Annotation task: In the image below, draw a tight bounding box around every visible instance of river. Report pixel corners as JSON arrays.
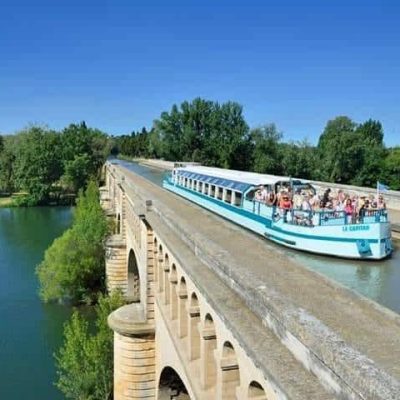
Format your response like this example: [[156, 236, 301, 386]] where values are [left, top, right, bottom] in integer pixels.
[[116, 159, 400, 315], [0, 207, 72, 400]]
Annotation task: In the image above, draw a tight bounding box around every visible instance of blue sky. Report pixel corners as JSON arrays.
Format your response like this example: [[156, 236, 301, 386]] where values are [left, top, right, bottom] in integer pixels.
[[1, 0, 399, 145]]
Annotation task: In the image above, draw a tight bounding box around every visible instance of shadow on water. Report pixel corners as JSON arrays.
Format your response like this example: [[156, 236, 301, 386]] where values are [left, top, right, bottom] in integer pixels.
[[113, 159, 400, 315]]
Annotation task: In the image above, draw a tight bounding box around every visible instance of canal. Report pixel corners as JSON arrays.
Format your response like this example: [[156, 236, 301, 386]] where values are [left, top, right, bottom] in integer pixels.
[[116, 159, 400, 315], [0, 207, 72, 400]]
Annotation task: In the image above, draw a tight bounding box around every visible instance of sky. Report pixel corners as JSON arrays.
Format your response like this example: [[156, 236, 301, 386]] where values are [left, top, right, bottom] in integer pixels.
[[1, 0, 399, 146]]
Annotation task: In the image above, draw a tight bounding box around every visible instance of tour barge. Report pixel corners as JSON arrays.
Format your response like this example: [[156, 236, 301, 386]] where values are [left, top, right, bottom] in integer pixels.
[[162, 166, 393, 259]]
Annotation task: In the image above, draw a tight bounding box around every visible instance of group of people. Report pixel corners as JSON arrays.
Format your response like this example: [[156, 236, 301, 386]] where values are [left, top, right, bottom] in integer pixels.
[[254, 185, 387, 225]]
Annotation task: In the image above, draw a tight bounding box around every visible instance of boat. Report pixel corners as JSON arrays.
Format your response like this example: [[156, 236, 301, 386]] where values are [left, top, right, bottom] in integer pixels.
[[162, 165, 393, 260]]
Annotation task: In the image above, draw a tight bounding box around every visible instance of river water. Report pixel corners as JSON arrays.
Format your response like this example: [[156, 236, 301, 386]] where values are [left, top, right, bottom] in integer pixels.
[[0, 207, 72, 400], [116, 159, 400, 315]]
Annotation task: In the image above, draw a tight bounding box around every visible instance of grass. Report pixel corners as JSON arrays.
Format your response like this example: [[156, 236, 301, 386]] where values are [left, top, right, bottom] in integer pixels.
[[0, 196, 14, 207]]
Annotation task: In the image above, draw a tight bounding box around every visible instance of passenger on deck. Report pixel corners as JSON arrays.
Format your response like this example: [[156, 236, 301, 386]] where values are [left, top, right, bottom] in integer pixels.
[[377, 195, 386, 210], [260, 186, 268, 201], [255, 187, 263, 202], [279, 192, 292, 222], [301, 194, 312, 211], [344, 198, 355, 223], [321, 188, 331, 208], [293, 188, 302, 209]]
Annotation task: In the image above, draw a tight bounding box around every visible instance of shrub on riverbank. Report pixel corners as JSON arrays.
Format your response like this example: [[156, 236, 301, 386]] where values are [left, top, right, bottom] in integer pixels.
[[55, 291, 124, 400], [37, 181, 110, 304]]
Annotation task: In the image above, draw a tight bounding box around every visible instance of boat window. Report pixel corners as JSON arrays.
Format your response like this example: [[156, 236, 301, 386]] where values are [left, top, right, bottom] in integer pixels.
[[193, 180, 198, 191], [225, 189, 232, 203], [234, 192, 242, 206], [217, 187, 223, 200], [246, 189, 255, 201], [184, 177, 188, 187], [199, 181, 203, 193], [210, 185, 216, 197], [204, 183, 209, 195]]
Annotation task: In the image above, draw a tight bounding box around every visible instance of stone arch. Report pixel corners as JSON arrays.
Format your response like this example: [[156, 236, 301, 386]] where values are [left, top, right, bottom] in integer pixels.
[[178, 277, 188, 338], [200, 313, 217, 389], [169, 264, 178, 319], [188, 293, 200, 360], [153, 238, 158, 283], [127, 249, 140, 302], [248, 381, 267, 399], [218, 341, 240, 400], [158, 366, 190, 399], [158, 244, 164, 292], [163, 253, 170, 304], [116, 213, 121, 235]]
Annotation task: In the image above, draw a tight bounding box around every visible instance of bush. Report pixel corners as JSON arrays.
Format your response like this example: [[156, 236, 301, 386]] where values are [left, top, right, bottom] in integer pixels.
[[37, 182, 110, 304], [55, 292, 125, 400]]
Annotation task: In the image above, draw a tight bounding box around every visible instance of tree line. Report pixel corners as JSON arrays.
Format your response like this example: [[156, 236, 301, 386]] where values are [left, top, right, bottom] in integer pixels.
[[0, 122, 111, 205], [112, 98, 400, 190]]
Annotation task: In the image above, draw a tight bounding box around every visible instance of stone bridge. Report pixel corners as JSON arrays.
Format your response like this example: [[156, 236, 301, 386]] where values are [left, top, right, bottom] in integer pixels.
[[100, 161, 400, 400]]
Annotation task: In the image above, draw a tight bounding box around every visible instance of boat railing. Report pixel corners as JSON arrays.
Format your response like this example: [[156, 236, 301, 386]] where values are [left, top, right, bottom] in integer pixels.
[[250, 199, 389, 227]]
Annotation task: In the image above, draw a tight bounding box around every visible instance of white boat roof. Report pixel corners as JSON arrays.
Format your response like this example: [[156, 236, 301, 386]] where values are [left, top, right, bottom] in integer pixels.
[[176, 165, 298, 186]]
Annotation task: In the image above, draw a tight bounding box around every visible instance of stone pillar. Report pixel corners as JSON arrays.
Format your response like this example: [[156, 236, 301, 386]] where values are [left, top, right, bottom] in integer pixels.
[[109, 304, 156, 400], [105, 235, 127, 296]]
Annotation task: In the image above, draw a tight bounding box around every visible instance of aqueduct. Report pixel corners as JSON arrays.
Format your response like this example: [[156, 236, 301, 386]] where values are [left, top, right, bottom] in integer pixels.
[[101, 161, 400, 400]]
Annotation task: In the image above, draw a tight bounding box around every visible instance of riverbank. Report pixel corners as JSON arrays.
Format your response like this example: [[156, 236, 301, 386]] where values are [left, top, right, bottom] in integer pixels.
[[0, 196, 13, 207]]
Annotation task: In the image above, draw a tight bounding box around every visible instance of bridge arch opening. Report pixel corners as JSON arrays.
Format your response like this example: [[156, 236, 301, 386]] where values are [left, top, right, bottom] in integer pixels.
[[170, 264, 178, 319], [127, 249, 140, 302], [153, 238, 158, 282], [201, 313, 217, 389], [158, 244, 164, 292], [178, 277, 188, 338], [219, 341, 240, 399], [158, 366, 190, 399], [116, 213, 121, 235], [188, 293, 200, 360], [163, 253, 170, 304], [248, 381, 267, 398]]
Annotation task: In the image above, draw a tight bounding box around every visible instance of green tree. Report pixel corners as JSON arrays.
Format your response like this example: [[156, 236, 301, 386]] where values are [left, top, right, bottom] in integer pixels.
[[249, 124, 282, 174], [37, 182, 109, 303], [0, 136, 16, 193], [351, 120, 385, 186], [13, 126, 63, 204], [280, 139, 317, 179], [383, 147, 400, 190], [55, 292, 124, 400], [317, 116, 359, 183], [61, 122, 111, 192], [152, 98, 250, 168]]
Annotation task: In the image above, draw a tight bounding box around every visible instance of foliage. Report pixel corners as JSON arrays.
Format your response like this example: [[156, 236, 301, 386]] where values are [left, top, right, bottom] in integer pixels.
[[0, 122, 110, 205], [113, 98, 251, 170], [249, 124, 282, 174], [37, 182, 110, 304], [383, 147, 400, 190], [61, 122, 111, 192], [55, 291, 124, 400], [12, 126, 63, 204]]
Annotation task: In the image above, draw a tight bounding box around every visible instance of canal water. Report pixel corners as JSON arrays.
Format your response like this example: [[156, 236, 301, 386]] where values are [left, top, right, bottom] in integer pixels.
[[116, 159, 400, 315], [0, 207, 72, 400]]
